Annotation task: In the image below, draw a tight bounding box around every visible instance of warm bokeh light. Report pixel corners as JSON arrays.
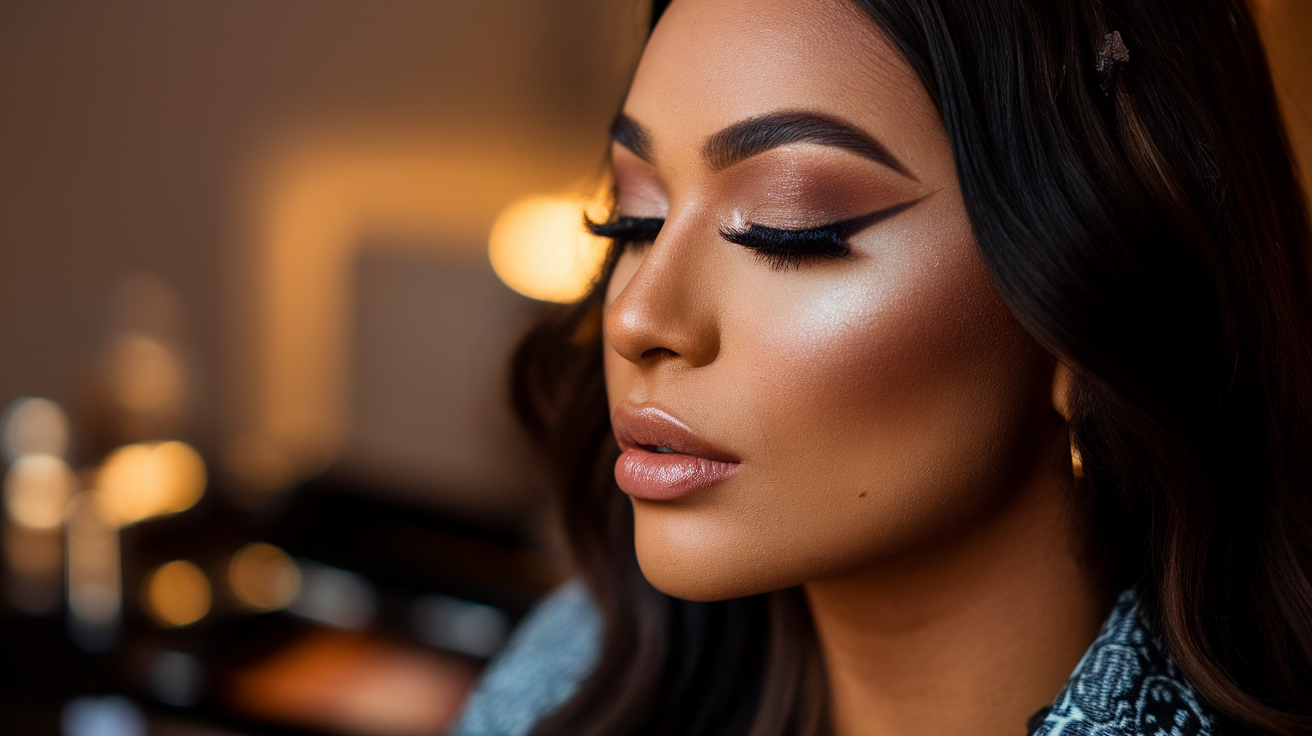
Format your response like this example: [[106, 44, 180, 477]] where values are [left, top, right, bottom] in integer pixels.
[[488, 195, 611, 303], [229, 629, 479, 736], [96, 441, 207, 527], [107, 331, 185, 416], [1, 397, 70, 462], [4, 454, 77, 530], [144, 559, 212, 627], [229, 542, 302, 612]]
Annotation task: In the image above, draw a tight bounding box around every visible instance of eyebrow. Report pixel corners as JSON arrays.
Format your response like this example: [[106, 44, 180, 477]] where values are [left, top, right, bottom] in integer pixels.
[[611, 114, 652, 162], [610, 111, 913, 179], [706, 111, 911, 176]]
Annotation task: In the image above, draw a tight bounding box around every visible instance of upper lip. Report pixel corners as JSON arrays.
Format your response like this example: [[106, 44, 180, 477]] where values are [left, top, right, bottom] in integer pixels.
[[611, 401, 740, 464]]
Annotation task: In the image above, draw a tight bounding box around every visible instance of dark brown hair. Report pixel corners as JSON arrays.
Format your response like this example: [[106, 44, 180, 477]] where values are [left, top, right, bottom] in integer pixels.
[[511, 0, 1312, 733]]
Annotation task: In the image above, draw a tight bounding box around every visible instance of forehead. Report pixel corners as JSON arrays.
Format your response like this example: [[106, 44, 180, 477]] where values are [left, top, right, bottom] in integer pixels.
[[626, 0, 933, 165]]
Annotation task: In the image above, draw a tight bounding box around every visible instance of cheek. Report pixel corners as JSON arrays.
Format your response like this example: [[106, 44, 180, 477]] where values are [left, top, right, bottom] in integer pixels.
[[755, 253, 1039, 513], [752, 230, 1026, 474]]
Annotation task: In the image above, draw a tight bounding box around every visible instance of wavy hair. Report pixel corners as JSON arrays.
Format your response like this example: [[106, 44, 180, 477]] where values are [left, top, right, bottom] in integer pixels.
[[511, 0, 1312, 733]]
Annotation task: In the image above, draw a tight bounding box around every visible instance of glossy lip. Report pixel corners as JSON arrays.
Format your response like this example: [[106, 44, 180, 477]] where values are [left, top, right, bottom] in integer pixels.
[[612, 401, 741, 501]]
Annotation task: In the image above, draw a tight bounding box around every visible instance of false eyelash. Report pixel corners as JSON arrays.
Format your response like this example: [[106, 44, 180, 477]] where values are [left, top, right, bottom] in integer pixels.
[[720, 200, 920, 271], [589, 200, 920, 271], [587, 216, 665, 245], [720, 223, 847, 271]]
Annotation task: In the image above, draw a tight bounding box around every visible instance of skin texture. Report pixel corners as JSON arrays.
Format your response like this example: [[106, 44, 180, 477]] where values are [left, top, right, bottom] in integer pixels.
[[601, 0, 1111, 733]]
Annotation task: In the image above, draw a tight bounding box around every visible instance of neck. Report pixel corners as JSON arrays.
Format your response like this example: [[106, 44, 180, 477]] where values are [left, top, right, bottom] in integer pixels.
[[804, 448, 1110, 736]]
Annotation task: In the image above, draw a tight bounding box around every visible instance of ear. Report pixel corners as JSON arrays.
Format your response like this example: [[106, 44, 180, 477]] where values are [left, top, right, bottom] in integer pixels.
[[1051, 361, 1074, 421]]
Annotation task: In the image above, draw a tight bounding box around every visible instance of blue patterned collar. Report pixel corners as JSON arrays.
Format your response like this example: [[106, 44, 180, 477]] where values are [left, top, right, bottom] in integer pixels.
[[1030, 589, 1218, 736]]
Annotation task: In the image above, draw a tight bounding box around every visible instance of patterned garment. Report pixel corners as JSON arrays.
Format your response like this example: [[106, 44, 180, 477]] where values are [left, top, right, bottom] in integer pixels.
[[1030, 589, 1218, 736], [455, 585, 1219, 736], [454, 581, 603, 736]]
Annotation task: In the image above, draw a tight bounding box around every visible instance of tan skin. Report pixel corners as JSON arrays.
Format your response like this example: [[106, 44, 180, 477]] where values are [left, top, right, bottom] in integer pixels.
[[601, 0, 1111, 734]]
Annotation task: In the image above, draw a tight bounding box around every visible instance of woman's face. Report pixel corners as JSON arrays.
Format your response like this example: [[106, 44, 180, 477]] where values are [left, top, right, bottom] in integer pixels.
[[604, 0, 1060, 601]]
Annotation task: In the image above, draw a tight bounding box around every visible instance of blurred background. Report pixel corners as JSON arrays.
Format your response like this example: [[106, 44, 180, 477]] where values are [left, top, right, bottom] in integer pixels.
[[0, 1, 1308, 735]]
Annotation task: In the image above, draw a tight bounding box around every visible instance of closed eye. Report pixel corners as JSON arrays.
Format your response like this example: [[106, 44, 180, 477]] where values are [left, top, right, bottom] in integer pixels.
[[721, 198, 921, 271], [587, 216, 664, 246], [586, 198, 920, 271]]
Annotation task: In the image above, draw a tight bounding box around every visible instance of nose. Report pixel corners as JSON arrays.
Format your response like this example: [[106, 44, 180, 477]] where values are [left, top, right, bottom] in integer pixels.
[[604, 221, 721, 369]]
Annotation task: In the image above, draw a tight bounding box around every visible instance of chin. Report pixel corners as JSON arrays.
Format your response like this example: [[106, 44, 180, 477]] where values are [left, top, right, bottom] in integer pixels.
[[629, 499, 842, 602], [635, 550, 783, 603]]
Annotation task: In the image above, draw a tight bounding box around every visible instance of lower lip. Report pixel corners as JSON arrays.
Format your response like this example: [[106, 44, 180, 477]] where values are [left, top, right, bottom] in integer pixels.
[[615, 447, 740, 501]]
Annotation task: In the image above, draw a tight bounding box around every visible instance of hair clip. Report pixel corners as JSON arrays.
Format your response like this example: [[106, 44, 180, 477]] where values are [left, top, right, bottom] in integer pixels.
[[1096, 30, 1130, 95]]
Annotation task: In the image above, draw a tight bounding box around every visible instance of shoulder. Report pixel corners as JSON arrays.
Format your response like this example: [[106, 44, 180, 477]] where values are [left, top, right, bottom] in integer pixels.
[[452, 580, 603, 736], [1033, 589, 1219, 736]]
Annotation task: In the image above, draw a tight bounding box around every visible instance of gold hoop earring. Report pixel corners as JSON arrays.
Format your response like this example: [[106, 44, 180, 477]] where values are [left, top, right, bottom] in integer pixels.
[[1071, 435, 1084, 479]]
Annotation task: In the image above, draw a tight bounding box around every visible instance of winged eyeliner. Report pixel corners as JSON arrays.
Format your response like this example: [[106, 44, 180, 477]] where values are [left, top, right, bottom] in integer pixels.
[[589, 199, 919, 270]]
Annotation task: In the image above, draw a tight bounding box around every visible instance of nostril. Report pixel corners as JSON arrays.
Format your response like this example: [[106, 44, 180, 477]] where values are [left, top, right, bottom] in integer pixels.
[[640, 347, 678, 361]]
